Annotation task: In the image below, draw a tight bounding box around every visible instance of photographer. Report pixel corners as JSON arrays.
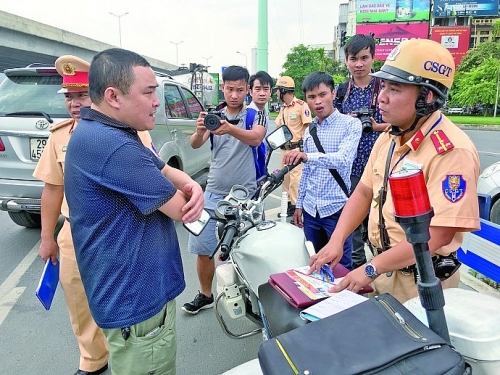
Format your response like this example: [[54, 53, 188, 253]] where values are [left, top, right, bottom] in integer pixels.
[[184, 65, 268, 315], [335, 34, 388, 269]]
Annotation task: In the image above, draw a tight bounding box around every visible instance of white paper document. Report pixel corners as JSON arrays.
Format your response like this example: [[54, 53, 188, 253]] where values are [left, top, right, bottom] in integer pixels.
[[299, 290, 368, 321]]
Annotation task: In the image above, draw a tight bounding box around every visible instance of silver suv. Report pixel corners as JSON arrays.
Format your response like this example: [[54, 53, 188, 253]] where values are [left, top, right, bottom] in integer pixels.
[[0, 64, 210, 228]]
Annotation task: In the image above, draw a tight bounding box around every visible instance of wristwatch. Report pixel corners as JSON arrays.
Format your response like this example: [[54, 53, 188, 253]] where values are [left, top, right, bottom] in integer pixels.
[[364, 262, 378, 279]]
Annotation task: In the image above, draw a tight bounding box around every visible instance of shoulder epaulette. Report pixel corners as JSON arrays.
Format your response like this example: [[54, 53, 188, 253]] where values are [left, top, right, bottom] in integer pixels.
[[430, 129, 454, 155], [296, 99, 305, 105], [49, 119, 74, 133]]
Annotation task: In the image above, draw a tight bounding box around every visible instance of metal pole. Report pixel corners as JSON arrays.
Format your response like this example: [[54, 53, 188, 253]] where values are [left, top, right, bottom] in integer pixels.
[[494, 67, 499, 118], [202, 56, 212, 67], [395, 212, 451, 344], [170, 41, 184, 66], [236, 51, 247, 68], [257, 0, 268, 72], [109, 12, 129, 47]]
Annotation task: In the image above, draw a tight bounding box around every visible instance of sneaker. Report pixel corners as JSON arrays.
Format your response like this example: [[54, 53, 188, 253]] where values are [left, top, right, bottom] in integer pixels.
[[182, 292, 214, 314]]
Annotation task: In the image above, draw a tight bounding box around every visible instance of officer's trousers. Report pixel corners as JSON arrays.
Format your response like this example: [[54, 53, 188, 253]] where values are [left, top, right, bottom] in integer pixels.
[[280, 149, 303, 205], [58, 220, 109, 372]]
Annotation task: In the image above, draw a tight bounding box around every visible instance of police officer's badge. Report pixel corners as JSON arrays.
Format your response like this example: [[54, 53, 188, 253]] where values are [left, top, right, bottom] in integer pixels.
[[442, 175, 466, 203], [62, 63, 76, 76]]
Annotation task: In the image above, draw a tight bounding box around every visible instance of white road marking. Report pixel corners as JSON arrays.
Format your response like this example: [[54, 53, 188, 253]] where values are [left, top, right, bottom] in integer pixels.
[[478, 151, 500, 157], [0, 240, 40, 326]]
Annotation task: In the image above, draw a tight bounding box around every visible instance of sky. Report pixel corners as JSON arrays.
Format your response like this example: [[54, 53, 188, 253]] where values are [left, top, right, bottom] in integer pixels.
[[0, 0, 344, 78]]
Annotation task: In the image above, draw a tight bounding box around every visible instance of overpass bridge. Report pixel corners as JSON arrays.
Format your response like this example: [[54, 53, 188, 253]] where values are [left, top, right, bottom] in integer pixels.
[[0, 10, 177, 74]]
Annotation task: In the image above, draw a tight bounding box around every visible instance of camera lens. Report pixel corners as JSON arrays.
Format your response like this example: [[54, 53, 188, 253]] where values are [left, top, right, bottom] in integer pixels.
[[360, 117, 373, 134], [204, 114, 222, 131], [361, 119, 373, 134]]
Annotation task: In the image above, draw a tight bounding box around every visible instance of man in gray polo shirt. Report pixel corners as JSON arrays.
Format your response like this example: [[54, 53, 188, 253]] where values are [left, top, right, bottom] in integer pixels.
[[183, 65, 268, 314]]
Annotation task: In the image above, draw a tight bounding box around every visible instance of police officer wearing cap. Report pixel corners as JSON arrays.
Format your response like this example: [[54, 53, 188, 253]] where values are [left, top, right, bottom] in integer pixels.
[[275, 76, 313, 218], [309, 39, 480, 303], [33, 55, 157, 375]]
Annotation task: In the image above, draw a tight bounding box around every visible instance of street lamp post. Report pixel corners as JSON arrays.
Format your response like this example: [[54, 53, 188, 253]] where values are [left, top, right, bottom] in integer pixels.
[[170, 41, 184, 66], [494, 67, 500, 118], [109, 12, 129, 47], [202, 56, 213, 67], [236, 51, 248, 68]]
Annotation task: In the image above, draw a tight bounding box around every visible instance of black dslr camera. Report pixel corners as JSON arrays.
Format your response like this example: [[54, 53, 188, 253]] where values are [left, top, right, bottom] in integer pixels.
[[352, 108, 375, 134], [203, 108, 225, 131]]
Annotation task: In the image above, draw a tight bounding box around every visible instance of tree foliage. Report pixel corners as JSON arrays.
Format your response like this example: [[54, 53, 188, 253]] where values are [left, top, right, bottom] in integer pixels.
[[280, 44, 348, 99], [456, 41, 500, 73], [451, 57, 500, 107], [493, 20, 500, 37], [279, 44, 388, 99], [449, 42, 500, 108]]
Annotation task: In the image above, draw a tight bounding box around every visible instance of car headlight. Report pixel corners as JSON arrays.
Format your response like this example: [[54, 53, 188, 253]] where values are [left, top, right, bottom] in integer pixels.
[[479, 162, 500, 179]]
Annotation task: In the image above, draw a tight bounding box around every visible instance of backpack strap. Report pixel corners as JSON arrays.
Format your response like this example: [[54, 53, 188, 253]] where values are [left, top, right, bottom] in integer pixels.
[[245, 108, 266, 179]]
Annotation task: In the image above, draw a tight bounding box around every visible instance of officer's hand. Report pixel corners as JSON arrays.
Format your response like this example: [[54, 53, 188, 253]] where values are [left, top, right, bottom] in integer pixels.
[[284, 150, 307, 165], [328, 267, 372, 294], [293, 208, 303, 228], [39, 239, 58, 265], [308, 241, 343, 275]]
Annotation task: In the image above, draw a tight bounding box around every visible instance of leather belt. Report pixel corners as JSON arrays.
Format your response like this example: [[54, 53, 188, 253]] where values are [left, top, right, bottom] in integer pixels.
[[280, 141, 300, 150]]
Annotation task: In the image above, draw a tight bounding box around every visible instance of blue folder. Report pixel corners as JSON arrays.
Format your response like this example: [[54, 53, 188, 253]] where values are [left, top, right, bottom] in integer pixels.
[[35, 259, 60, 310]]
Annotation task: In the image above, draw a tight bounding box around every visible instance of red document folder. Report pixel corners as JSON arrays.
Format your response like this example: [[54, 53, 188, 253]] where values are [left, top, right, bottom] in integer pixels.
[[268, 272, 325, 308], [268, 264, 373, 309]]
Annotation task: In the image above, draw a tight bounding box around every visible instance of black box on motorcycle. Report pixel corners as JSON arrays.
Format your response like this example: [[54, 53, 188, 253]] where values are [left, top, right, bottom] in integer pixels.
[[258, 293, 465, 375]]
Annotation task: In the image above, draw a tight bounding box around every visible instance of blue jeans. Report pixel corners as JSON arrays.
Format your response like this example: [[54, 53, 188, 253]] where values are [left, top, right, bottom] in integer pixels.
[[303, 209, 353, 270]]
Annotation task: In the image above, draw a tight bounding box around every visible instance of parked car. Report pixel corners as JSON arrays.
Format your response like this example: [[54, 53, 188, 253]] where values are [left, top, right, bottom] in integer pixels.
[[0, 64, 210, 228], [477, 161, 500, 224], [447, 107, 465, 115]]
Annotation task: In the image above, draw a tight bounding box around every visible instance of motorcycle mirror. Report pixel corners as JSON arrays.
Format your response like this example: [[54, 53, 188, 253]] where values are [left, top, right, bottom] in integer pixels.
[[265, 125, 293, 150], [183, 209, 211, 236]]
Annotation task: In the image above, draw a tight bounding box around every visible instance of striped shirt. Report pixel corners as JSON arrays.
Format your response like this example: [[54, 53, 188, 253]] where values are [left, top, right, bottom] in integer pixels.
[[296, 110, 362, 218]]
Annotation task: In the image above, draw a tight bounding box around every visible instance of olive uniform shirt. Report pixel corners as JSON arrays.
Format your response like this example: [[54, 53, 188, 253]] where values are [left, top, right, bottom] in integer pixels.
[[362, 111, 480, 252], [361, 111, 480, 302]]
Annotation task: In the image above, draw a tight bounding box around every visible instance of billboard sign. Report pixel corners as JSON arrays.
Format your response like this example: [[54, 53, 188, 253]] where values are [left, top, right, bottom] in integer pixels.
[[357, 0, 431, 23], [430, 26, 471, 68], [356, 23, 430, 60], [434, 0, 500, 18]]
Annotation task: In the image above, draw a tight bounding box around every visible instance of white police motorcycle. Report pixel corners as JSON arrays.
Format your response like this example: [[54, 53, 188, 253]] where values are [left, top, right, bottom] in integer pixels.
[[185, 125, 313, 340]]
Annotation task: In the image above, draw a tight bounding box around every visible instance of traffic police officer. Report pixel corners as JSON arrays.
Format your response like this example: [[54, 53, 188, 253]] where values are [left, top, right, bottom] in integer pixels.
[[309, 39, 480, 303], [275, 76, 312, 218]]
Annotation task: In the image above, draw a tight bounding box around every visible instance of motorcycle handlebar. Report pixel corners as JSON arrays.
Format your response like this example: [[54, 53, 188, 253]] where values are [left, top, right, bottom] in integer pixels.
[[219, 224, 238, 262], [270, 160, 303, 183]]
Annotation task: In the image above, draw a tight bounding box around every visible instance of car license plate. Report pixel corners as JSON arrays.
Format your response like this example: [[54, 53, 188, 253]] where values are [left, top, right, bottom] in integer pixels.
[[30, 138, 48, 161]]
